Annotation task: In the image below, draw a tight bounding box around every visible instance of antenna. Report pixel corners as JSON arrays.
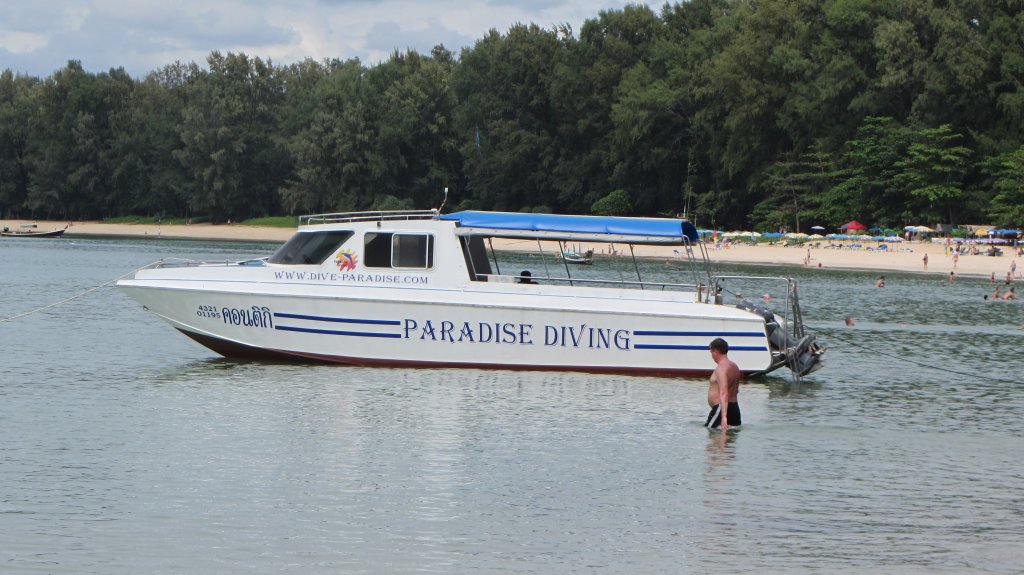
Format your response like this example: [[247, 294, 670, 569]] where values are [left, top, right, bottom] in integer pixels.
[[438, 187, 449, 214]]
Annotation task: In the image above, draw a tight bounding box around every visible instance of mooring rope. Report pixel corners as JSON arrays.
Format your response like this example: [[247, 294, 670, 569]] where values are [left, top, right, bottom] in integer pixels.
[[806, 324, 992, 381], [0, 260, 161, 323], [716, 283, 994, 381]]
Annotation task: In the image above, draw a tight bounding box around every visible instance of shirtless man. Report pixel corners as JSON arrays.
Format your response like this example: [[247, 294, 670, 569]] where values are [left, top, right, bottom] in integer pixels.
[[705, 337, 742, 431]]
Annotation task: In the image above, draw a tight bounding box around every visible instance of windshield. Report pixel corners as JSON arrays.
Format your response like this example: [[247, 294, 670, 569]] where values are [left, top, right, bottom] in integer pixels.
[[268, 231, 353, 265]]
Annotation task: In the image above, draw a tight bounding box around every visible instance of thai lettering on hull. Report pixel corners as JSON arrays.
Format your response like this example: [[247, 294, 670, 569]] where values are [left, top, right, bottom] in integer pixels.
[[221, 306, 274, 328]]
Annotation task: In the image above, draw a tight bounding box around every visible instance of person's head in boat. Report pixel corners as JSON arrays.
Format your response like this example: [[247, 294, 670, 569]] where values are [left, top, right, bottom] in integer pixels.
[[518, 270, 536, 284]]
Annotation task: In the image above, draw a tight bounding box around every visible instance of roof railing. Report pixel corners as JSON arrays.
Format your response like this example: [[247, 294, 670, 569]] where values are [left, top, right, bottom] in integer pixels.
[[299, 210, 439, 226]]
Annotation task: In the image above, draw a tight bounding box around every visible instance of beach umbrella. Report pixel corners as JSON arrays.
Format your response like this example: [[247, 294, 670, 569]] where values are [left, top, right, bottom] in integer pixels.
[[841, 220, 868, 232], [810, 225, 826, 231], [914, 225, 934, 233], [808, 234, 824, 239], [762, 232, 783, 238], [869, 227, 883, 233]]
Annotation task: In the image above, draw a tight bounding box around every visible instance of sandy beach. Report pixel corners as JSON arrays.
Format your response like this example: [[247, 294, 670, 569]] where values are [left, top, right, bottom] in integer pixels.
[[4, 219, 1021, 280]]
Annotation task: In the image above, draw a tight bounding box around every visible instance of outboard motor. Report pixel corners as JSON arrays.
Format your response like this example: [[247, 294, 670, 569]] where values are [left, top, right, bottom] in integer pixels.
[[736, 299, 825, 377]]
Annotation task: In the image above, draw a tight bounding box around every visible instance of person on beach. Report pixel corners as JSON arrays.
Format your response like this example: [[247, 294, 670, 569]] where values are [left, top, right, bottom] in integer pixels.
[[949, 271, 955, 283], [952, 252, 958, 268], [876, 276, 886, 288], [923, 253, 929, 268], [845, 315, 855, 326], [705, 338, 741, 431], [1003, 287, 1017, 300], [993, 286, 1002, 300]]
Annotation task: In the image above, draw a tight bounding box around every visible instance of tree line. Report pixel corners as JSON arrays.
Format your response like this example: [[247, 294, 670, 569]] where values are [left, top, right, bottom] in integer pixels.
[[2, 0, 1023, 231]]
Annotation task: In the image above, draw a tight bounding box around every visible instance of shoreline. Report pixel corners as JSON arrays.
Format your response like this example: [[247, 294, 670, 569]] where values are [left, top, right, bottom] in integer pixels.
[[4, 219, 1021, 280]]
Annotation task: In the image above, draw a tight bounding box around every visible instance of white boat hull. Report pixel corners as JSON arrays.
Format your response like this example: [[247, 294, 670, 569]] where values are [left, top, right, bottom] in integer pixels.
[[117, 210, 822, 378], [120, 280, 773, 377]]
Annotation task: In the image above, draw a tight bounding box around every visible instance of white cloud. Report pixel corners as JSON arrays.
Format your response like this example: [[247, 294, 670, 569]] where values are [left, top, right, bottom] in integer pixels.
[[1, 0, 637, 77], [0, 31, 49, 54]]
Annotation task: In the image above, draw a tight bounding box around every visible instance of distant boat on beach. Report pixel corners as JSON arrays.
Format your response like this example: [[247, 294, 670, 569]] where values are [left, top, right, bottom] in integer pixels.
[[1, 223, 68, 238]]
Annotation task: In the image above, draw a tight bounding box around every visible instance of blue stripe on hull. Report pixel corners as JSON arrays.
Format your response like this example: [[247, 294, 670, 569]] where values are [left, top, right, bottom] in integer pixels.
[[275, 325, 402, 338], [273, 312, 400, 325], [633, 330, 764, 337], [634, 344, 769, 351]]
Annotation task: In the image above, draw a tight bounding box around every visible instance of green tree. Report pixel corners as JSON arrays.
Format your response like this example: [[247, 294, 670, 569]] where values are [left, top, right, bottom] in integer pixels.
[[375, 48, 461, 210], [986, 145, 1024, 226], [29, 61, 133, 219], [281, 58, 368, 214], [120, 63, 201, 217], [174, 52, 289, 220], [821, 116, 911, 227], [0, 71, 39, 217], [591, 189, 633, 215], [452, 24, 561, 211], [753, 144, 836, 232], [893, 124, 971, 224]]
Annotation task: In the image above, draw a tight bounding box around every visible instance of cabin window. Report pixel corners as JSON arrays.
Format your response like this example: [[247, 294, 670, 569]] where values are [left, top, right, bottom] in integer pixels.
[[364, 232, 434, 269], [267, 231, 353, 265]]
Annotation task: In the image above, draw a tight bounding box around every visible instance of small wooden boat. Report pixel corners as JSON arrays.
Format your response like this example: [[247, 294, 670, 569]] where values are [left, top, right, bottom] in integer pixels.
[[561, 243, 594, 264], [1, 224, 68, 238]]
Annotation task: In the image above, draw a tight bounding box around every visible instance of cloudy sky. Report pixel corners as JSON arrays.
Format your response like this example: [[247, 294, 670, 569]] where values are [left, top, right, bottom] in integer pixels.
[[1, 0, 637, 78]]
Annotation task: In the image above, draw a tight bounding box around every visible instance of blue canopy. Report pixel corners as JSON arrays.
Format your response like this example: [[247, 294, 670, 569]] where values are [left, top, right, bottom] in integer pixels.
[[439, 211, 699, 244]]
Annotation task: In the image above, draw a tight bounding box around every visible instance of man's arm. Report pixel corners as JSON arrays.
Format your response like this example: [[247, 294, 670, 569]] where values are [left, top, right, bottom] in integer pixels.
[[716, 365, 730, 430]]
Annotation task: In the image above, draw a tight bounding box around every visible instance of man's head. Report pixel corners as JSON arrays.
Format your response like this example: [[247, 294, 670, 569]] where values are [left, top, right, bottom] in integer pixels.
[[709, 337, 729, 358]]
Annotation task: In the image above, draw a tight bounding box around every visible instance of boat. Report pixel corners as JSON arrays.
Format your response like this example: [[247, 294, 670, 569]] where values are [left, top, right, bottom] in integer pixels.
[[561, 243, 594, 265], [1, 223, 68, 238], [117, 209, 824, 378]]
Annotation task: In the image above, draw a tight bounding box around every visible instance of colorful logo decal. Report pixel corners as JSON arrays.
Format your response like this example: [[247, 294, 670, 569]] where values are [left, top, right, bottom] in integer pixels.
[[335, 249, 358, 271]]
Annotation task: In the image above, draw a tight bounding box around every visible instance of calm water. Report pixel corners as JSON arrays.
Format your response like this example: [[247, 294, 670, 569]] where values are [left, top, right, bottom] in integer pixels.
[[2, 236, 1022, 574]]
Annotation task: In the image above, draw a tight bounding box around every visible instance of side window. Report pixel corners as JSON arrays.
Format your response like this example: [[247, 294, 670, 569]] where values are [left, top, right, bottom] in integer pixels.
[[364, 233, 393, 267], [268, 231, 353, 265], [364, 232, 434, 269], [393, 234, 433, 268]]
